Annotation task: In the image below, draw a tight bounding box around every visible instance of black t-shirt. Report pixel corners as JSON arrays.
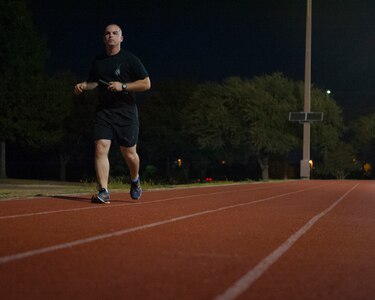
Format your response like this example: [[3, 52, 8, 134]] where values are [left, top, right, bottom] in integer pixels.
[[87, 49, 149, 124]]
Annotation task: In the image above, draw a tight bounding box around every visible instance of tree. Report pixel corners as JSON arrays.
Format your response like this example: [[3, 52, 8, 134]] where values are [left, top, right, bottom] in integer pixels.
[[58, 87, 97, 181], [183, 80, 245, 180], [235, 74, 300, 180], [139, 80, 197, 182], [309, 88, 344, 156], [0, 0, 48, 178], [348, 113, 375, 177], [41, 73, 91, 181], [20, 74, 73, 147], [314, 142, 358, 179], [303, 87, 346, 177], [184, 73, 300, 180], [349, 114, 375, 161]]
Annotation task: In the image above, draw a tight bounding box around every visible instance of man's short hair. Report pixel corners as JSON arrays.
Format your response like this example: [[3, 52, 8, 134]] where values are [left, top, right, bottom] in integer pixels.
[[104, 24, 122, 36]]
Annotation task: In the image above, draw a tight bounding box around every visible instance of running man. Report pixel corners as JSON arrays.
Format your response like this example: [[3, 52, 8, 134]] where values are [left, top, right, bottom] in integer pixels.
[[74, 24, 151, 203]]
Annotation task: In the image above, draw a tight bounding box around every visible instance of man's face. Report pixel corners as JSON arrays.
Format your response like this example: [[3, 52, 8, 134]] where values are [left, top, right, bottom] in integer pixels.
[[103, 25, 123, 47]]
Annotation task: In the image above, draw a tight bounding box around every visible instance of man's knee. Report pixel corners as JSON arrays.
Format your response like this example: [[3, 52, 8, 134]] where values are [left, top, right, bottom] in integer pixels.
[[121, 145, 138, 161], [95, 140, 111, 157]]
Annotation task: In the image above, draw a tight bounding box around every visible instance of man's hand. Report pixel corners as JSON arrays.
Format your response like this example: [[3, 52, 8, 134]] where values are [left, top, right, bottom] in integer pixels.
[[108, 81, 123, 92], [74, 81, 98, 95], [74, 82, 87, 95]]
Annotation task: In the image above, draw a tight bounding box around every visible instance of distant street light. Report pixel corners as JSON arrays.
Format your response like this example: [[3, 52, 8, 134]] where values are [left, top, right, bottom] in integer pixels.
[[177, 158, 182, 167]]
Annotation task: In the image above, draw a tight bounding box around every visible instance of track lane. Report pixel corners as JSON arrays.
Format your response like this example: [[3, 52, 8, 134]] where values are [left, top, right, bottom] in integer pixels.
[[0, 181, 330, 257], [0, 181, 320, 218], [238, 181, 375, 300], [0, 180, 362, 299], [215, 183, 359, 300]]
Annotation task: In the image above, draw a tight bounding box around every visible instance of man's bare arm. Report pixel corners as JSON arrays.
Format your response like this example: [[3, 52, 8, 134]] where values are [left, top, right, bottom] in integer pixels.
[[107, 77, 151, 93], [74, 81, 98, 95], [125, 77, 151, 92]]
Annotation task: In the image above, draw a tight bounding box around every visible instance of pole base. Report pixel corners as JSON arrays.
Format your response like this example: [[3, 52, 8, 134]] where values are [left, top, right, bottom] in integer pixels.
[[300, 159, 310, 179]]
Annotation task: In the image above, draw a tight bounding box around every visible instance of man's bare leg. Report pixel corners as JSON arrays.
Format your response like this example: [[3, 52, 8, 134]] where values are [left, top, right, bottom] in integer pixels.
[[120, 144, 140, 181], [121, 144, 142, 200], [95, 139, 111, 189]]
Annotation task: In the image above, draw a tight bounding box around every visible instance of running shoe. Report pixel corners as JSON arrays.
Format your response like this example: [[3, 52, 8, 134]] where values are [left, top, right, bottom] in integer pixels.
[[91, 188, 110, 204], [130, 177, 142, 200]]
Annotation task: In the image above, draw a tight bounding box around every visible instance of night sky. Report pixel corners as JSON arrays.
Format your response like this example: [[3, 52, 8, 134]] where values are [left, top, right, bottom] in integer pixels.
[[26, 0, 375, 117]]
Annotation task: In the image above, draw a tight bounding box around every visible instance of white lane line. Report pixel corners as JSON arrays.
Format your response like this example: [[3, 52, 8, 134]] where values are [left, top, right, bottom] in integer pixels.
[[0, 182, 328, 220], [0, 184, 328, 265], [214, 183, 359, 300]]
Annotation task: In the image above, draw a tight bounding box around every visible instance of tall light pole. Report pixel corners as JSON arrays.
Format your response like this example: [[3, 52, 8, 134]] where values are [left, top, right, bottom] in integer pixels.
[[300, 0, 312, 179]]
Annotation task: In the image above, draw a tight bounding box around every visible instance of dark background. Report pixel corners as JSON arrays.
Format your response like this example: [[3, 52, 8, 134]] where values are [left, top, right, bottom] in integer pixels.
[[25, 0, 375, 119]]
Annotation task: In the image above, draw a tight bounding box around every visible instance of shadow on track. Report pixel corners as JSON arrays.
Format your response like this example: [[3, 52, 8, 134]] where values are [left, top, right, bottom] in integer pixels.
[[52, 195, 91, 203], [52, 195, 136, 204]]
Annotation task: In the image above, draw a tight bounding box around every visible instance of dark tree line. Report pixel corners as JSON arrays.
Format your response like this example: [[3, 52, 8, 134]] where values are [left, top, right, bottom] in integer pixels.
[[138, 75, 347, 182]]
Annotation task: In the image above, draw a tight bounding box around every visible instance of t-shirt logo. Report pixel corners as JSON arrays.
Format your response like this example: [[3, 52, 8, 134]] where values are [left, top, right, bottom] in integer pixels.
[[115, 65, 121, 76]]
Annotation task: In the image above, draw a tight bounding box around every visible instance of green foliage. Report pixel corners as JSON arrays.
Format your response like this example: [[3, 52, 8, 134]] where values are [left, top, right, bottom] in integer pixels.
[[183, 73, 302, 179], [184, 82, 239, 152], [21, 73, 75, 148], [348, 113, 375, 163], [0, 0, 50, 178], [314, 142, 358, 179], [236, 73, 300, 155], [0, 0, 48, 142], [140, 80, 196, 158], [0, 1, 47, 78], [55, 81, 97, 181], [184, 73, 301, 158], [310, 88, 344, 154], [139, 80, 198, 181]]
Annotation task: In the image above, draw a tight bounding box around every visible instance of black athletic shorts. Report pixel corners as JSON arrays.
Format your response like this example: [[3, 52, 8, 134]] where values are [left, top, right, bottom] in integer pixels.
[[94, 108, 139, 147]]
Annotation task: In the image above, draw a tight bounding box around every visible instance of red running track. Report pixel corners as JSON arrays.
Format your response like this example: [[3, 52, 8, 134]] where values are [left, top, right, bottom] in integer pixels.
[[1, 180, 375, 299]]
